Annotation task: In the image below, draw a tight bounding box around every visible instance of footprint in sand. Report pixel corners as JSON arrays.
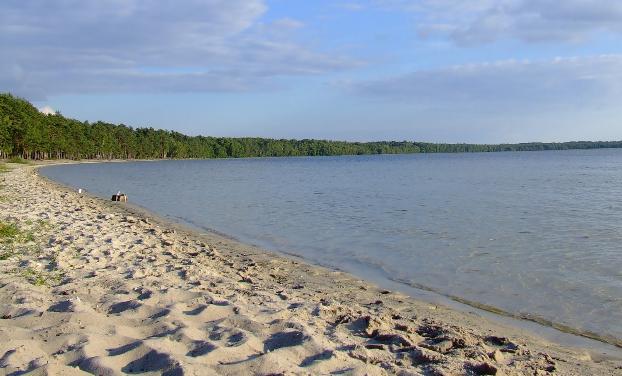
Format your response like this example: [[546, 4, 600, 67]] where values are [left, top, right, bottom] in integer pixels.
[[186, 341, 217, 357], [149, 308, 171, 320], [108, 300, 142, 314], [107, 341, 143, 356], [209, 328, 249, 347], [47, 298, 91, 313], [121, 350, 182, 375], [263, 330, 308, 352], [136, 289, 153, 301], [182, 304, 208, 316]]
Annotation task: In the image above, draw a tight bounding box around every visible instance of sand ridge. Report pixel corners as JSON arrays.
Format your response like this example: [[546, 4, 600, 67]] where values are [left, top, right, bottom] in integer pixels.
[[0, 163, 621, 375]]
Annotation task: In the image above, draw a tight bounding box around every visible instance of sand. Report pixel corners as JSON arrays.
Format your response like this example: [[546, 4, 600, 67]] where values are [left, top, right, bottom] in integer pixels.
[[0, 162, 621, 376]]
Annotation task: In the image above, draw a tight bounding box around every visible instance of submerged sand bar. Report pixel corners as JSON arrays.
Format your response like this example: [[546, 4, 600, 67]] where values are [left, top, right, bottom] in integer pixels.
[[0, 163, 621, 375]]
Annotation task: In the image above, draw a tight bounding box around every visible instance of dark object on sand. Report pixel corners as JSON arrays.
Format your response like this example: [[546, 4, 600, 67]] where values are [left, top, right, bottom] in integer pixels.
[[112, 192, 128, 202]]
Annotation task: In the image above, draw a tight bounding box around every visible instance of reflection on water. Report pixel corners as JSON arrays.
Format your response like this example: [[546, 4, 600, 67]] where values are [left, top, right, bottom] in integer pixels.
[[41, 149, 622, 346]]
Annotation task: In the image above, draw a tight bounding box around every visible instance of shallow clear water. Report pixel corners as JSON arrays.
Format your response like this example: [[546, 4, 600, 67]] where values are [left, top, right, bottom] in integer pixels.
[[41, 149, 622, 345]]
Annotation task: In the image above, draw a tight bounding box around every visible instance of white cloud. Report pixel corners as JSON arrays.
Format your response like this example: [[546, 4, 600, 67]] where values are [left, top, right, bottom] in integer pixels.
[[342, 54, 622, 142], [0, 0, 357, 99], [366, 0, 622, 44], [270, 18, 305, 30], [349, 55, 622, 109], [335, 2, 367, 11]]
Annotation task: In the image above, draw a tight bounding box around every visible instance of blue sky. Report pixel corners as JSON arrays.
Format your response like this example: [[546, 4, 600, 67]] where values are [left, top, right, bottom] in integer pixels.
[[1, 0, 622, 143]]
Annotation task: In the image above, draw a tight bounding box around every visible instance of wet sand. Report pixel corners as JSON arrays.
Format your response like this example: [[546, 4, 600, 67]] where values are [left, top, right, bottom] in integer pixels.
[[1, 162, 621, 375]]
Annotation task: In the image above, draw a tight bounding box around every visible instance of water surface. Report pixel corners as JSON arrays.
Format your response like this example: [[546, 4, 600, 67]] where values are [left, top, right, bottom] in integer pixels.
[[41, 150, 622, 346]]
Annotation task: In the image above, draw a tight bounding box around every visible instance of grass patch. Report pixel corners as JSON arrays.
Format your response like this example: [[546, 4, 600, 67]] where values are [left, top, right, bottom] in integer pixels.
[[20, 267, 63, 286], [7, 157, 29, 164], [21, 268, 48, 286], [0, 221, 40, 245], [0, 222, 20, 242], [0, 219, 60, 285], [0, 163, 9, 173], [37, 219, 51, 228], [24, 231, 35, 242], [0, 250, 15, 260], [0, 222, 23, 261]]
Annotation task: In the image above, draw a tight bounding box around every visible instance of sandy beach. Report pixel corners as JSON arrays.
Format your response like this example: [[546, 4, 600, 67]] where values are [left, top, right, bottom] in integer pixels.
[[0, 162, 621, 375]]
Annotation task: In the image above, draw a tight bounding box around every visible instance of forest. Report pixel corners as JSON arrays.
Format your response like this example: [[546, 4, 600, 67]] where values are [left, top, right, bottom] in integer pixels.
[[2, 93, 622, 160]]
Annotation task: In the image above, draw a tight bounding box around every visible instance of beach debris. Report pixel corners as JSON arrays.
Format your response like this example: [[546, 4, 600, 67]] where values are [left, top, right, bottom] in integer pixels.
[[111, 191, 128, 202]]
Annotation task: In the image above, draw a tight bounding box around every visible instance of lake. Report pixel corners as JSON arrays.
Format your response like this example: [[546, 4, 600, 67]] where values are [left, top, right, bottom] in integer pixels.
[[41, 149, 622, 346]]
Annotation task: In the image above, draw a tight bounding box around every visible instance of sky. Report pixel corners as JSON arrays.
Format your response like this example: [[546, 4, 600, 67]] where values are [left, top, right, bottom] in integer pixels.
[[1, 0, 622, 143]]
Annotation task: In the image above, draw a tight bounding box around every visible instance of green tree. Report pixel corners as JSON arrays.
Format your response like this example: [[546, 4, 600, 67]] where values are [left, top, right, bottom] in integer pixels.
[[2, 92, 622, 161]]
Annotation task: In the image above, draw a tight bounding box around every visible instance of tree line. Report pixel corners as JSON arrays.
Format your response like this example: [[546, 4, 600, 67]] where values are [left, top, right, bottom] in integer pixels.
[[2, 93, 622, 160]]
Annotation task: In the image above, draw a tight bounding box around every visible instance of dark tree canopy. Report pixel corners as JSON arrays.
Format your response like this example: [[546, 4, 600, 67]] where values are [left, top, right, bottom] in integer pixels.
[[1, 93, 621, 160]]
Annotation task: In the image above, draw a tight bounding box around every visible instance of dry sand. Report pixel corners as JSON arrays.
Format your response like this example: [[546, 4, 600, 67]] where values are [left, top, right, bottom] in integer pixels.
[[0, 163, 621, 375]]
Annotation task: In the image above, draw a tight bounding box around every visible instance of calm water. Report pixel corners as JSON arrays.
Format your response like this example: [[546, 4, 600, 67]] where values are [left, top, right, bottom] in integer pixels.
[[41, 150, 622, 345]]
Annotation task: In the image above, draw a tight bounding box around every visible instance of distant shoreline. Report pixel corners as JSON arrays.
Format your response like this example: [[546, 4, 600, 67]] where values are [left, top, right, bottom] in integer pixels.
[[7, 143, 622, 165], [3, 93, 622, 161]]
